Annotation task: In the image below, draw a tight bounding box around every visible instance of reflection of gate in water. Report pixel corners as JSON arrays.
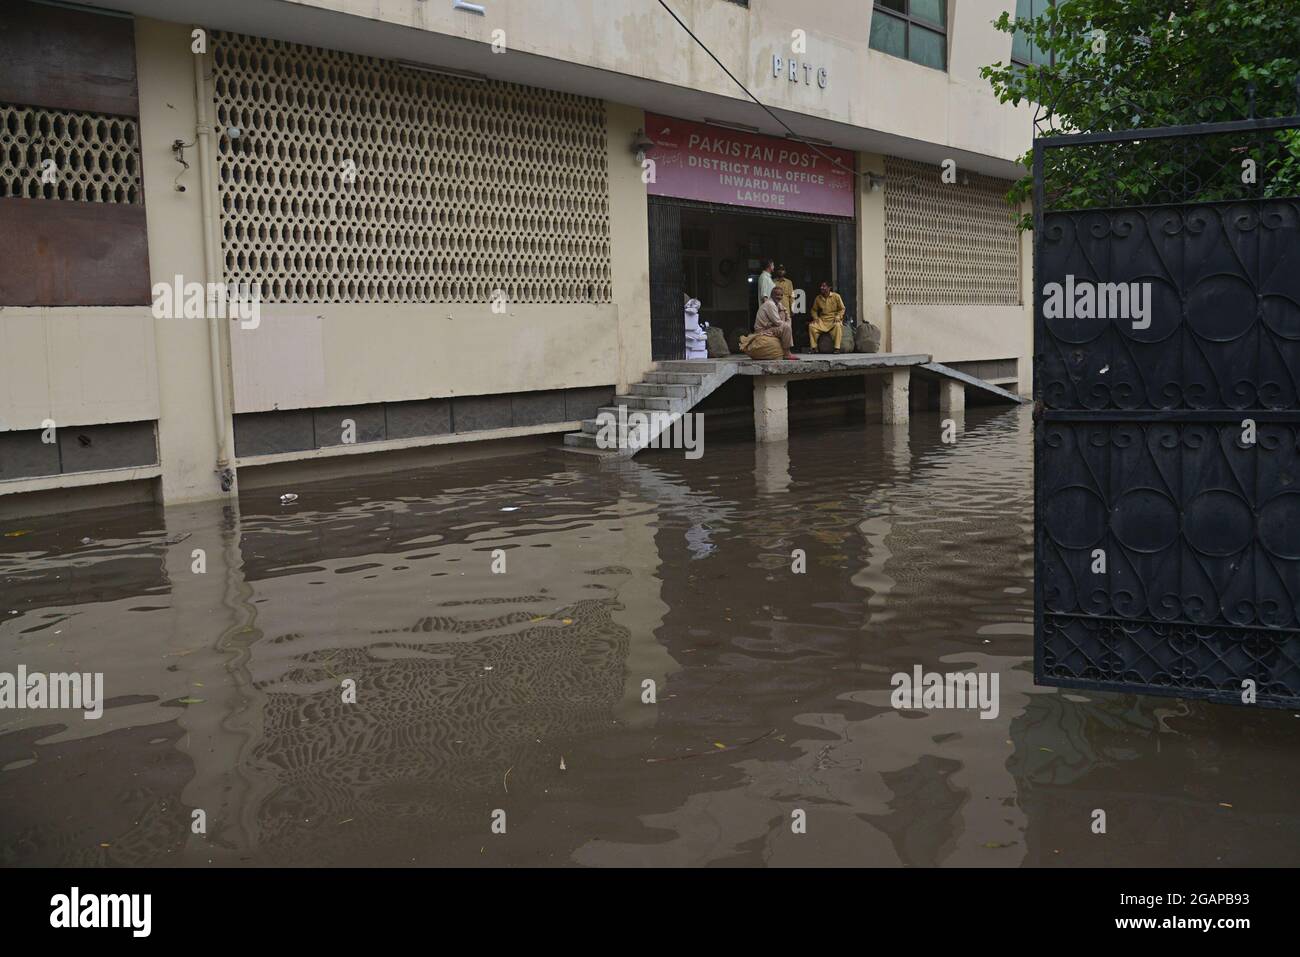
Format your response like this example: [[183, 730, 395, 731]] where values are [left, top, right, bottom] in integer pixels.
[[1033, 110, 1300, 708]]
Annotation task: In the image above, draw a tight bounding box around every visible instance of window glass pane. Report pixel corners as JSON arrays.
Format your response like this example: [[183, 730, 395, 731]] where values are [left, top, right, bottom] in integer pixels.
[[869, 11, 907, 57], [909, 25, 946, 69], [1012, 0, 1051, 65], [909, 0, 946, 28], [878, 0, 907, 13], [1011, 30, 1033, 63]]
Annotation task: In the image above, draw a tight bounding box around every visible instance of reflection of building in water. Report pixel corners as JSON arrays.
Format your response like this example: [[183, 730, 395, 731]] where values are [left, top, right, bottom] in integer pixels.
[[248, 596, 632, 864], [0, 465, 679, 865], [224, 476, 675, 864], [575, 409, 1041, 866]]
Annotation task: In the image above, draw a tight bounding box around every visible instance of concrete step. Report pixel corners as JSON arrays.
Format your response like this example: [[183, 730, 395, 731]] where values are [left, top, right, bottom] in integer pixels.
[[564, 432, 601, 449], [643, 371, 710, 385], [582, 417, 641, 435], [566, 426, 652, 453], [612, 395, 677, 412], [629, 382, 691, 399], [657, 360, 719, 373]]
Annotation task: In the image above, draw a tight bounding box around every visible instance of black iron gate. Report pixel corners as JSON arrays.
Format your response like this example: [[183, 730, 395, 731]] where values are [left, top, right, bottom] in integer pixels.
[[1034, 113, 1300, 708]]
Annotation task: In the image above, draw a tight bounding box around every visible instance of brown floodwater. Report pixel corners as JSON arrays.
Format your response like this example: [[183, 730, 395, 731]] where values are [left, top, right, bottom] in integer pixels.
[[2, 404, 1298, 867]]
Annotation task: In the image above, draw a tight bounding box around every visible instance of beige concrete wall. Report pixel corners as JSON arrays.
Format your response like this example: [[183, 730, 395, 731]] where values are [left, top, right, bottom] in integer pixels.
[[137, 18, 231, 505], [856, 152, 888, 347], [286, 0, 1031, 165], [607, 103, 653, 392], [0, 311, 159, 431], [229, 303, 623, 413], [891, 304, 1030, 375]]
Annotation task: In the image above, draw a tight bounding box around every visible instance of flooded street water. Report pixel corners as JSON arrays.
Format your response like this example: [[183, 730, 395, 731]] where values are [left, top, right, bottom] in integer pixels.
[[3, 404, 1298, 867]]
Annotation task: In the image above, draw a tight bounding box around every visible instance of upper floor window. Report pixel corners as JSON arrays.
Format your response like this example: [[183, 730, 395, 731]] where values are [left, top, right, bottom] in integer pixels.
[[1011, 0, 1056, 68], [869, 1, 947, 71]]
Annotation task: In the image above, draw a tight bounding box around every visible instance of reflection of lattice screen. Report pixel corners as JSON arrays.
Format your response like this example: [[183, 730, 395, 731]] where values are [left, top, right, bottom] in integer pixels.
[[0, 104, 142, 203], [884, 156, 1020, 305], [210, 32, 612, 304]]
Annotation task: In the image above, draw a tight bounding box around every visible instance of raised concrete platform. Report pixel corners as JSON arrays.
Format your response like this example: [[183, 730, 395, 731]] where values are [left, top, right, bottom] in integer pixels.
[[562, 352, 1023, 457], [728, 352, 930, 377]]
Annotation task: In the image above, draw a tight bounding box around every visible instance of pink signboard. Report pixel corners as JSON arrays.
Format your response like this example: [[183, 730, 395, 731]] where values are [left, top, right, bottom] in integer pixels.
[[644, 113, 856, 218]]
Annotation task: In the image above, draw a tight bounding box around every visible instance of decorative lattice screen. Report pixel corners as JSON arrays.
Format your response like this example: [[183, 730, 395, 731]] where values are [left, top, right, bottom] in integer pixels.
[[0, 103, 142, 203], [210, 32, 613, 304], [884, 156, 1020, 305]]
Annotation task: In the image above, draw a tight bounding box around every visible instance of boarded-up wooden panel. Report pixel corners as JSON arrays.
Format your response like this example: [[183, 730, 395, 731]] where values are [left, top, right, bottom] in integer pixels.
[[0, 198, 151, 305], [0, 2, 139, 117]]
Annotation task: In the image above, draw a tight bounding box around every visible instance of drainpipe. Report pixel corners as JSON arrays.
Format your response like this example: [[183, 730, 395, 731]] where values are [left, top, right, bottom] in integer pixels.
[[193, 43, 236, 492]]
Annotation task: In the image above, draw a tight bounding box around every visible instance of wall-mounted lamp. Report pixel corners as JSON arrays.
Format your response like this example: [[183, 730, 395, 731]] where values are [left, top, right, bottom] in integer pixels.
[[631, 128, 655, 164], [867, 173, 886, 193], [452, 0, 487, 15]]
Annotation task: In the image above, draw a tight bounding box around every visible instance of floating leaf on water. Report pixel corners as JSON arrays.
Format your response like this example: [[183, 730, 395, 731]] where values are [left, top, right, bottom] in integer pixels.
[[177, 697, 205, 705]]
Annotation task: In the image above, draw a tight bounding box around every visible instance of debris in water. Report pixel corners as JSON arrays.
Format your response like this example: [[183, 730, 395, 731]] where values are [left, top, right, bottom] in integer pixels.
[[559, 756, 566, 771], [280, 493, 299, 504]]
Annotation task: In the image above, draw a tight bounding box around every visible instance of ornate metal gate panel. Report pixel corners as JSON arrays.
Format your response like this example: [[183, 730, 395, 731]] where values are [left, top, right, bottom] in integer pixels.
[[1034, 115, 1300, 708]]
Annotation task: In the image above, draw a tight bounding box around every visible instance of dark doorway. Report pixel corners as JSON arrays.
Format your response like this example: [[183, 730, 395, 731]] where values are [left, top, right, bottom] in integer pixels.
[[649, 197, 855, 359]]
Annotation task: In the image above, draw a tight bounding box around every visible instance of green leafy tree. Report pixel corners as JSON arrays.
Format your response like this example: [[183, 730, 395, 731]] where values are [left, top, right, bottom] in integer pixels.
[[982, 0, 1300, 224]]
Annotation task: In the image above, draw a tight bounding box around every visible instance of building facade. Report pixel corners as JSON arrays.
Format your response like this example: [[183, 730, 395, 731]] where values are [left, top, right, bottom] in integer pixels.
[[0, 0, 1034, 517]]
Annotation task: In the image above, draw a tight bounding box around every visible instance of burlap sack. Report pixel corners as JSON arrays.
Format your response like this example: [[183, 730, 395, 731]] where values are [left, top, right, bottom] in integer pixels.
[[706, 326, 730, 358], [739, 333, 784, 361], [857, 320, 883, 353]]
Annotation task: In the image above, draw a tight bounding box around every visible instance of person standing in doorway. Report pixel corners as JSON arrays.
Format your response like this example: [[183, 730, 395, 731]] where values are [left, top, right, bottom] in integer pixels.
[[809, 280, 845, 353], [774, 264, 795, 314], [757, 259, 775, 303], [773, 264, 798, 348]]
